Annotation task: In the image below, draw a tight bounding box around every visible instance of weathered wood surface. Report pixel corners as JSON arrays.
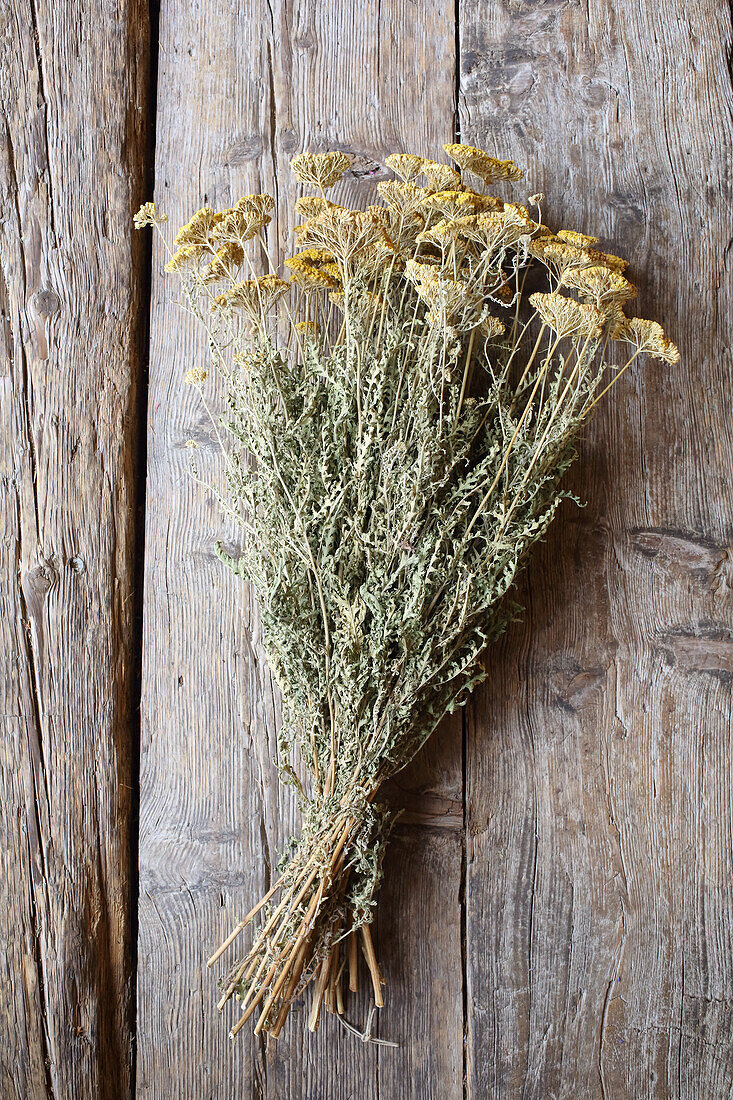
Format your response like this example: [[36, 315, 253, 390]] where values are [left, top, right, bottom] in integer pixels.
[[460, 1, 733, 1097], [4, 0, 732, 1095], [0, 2, 149, 1098], [137, 2, 463, 1097]]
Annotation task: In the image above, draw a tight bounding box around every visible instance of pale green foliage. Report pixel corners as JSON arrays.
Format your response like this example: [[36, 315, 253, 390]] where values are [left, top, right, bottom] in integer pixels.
[[210, 273, 600, 923]]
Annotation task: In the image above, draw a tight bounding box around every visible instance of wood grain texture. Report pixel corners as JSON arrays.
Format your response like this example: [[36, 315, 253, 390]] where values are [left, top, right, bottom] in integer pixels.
[[136, 4, 275, 1094], [459, 1, 733, 1097], [0, 1, 149, 1097], [137, 2, 464, 1095], [4, 0, 729, 1094]]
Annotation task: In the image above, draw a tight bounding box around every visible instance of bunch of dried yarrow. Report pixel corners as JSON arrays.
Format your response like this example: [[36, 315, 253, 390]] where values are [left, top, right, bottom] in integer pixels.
[[135, 143, 677, 1040]]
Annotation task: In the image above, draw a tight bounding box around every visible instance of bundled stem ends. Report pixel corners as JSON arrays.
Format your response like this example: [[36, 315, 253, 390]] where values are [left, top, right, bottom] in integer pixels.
[[136, 142, 678, 1039]]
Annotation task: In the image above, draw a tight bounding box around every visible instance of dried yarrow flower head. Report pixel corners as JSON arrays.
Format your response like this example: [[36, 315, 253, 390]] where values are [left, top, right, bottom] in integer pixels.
[[384, 153, 424, 182], [529, 291, 604, 339], [560, 264, 637, 306], [133, 201, 167, 228], [134, 140, 678, 1042], [213, 275, 290, 326], [444, 142, 524, 184], [290, 150, 352, 190], [184, 366, 208, 386], [419, 158, 462, 192], [615, 316, 681, 362]]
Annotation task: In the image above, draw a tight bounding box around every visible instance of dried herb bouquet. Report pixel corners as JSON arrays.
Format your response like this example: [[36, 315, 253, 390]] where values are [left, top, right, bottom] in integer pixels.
[[136, 143, 677, 1040]]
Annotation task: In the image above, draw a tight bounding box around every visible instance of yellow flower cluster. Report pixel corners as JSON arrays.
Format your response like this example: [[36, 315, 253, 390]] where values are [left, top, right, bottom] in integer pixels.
[[214, 275, 290, 324], [294, 320, 320, 338], [157, 196, 275, 282], [529, 292, 604, 339], [294, 209, 392, 274], [290, 152, 352, 191], [285, 253, 340, 291], [133, 201, 167, 228], [614, 317, 680, 362], [405, 259, 502, 334], [384, 153, 424, 182], [444, 143, 524, 185], [560, 265, 636, 307], [183, 367, 208, 386], [142, 141, 677, 370]]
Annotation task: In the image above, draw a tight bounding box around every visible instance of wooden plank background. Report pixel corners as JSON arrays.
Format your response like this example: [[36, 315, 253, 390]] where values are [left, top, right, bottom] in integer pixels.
[[2, 1, 731, 1097], [1, 2, 149, 1097]]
